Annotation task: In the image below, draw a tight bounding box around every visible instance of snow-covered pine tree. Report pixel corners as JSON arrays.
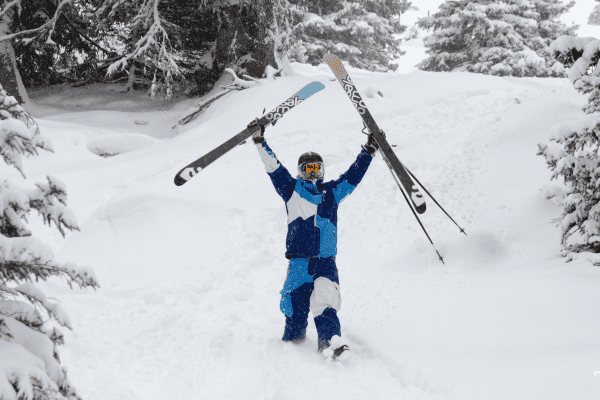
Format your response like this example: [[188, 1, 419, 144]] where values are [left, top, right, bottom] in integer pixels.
[[537, 35, 600, 254], [191, 0, 297, 91], [588, 2, 600, 26], [1, 0, 297, 98], [418, 0, 576, 77], [0, 84, 99, 400], [289, 0, 412, 71], [406, 22, 422, 41], [91, 0, 299, 97]]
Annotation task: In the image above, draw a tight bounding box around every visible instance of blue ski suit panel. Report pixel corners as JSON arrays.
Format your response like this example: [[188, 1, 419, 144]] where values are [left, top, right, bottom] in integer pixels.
[[257, 140, 373, 259]]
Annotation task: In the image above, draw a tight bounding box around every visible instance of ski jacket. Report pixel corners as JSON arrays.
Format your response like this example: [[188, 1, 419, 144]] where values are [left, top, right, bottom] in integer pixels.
[[256, 140, 373, 259]]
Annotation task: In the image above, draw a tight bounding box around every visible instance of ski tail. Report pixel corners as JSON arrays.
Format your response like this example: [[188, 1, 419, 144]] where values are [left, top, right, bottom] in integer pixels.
[[174, 81, 326, 186], [402, 163, 467, 236]]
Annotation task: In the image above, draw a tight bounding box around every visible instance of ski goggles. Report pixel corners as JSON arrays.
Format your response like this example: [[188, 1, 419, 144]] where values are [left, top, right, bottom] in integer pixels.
[[302, 162, 323, 174]]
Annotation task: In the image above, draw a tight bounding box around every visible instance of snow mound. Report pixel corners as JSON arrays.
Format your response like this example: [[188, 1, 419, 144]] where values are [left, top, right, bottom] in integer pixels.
[[364, 86, 384, 98], [86, 133, 161, 157], [541, 184, 567, 206]]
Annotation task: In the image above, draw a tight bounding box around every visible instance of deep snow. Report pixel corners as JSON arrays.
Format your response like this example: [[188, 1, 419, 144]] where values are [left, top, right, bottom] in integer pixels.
[[6, 60, 600, 400]]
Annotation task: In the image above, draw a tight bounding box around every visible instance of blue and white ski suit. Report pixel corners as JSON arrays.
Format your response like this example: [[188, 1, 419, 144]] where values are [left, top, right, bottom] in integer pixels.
[[256, 140, 373, 349]]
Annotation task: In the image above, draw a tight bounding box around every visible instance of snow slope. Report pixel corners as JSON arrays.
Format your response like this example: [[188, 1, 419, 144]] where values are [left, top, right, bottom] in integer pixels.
[[9, 66, 600, 400]]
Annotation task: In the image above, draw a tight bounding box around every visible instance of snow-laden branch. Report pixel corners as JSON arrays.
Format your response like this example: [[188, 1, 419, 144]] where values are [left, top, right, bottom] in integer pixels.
[[550, 35, 600, 113], [0, 0, 21, 20], [0, 338, 62, 400], [537, 112, 600, 253], [0, 86, 52, 179], [0, 119, 36, 178], [0, 177, 79, 239], [0, 300, 43, 331], [45, 0, 72, 45], [15, 284, 72, 329], [174, 67, 276, 128], [0, 258, 99, 294], [221, 68, 262, 90], [0, 0, 74, 45], [567, 39, 600, 84], [106, 0, 180, 79], [0, 85, 90, 400]]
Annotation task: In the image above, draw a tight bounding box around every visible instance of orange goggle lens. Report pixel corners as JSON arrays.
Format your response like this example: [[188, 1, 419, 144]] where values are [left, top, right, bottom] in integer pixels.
[[303, 163, 321, 174]]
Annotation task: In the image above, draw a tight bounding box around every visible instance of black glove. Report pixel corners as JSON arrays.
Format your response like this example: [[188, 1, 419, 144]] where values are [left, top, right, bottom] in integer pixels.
[[248, 118, 266, 144], [364, 134, 378, 154]]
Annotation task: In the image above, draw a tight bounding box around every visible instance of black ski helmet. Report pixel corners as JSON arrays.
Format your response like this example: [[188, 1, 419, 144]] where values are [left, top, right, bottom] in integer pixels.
[[298, 152, 323, 166], [297, 151, 325, 180]]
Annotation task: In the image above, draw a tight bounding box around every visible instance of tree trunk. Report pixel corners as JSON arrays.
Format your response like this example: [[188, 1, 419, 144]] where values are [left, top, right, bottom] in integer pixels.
[[191, 1, 288, 96], [213, 2, 279, 78], [123, 62, 136, 92], [253, 1, 279, 74], [0, 13, 30, 108]]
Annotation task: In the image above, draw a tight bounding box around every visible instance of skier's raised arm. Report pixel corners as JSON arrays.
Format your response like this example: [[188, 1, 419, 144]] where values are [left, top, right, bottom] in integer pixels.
[[248, 118, 296, 201], [330, 134, 378, 204]]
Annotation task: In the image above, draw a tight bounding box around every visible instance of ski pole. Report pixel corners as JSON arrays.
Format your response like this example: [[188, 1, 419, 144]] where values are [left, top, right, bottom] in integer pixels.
[[382, 157, 445, 264]]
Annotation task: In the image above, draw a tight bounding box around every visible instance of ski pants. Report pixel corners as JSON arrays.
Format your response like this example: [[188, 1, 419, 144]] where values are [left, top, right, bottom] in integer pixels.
[[280, 256, 341, 350]]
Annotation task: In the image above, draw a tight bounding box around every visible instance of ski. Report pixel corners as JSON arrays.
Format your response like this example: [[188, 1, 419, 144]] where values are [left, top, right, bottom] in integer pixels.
[[174, 81, 326, 186], [323, 53, 426, 214]]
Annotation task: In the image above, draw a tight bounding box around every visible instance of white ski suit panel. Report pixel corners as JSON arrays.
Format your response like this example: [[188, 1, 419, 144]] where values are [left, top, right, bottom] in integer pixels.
[[310, 277, 341, 318]]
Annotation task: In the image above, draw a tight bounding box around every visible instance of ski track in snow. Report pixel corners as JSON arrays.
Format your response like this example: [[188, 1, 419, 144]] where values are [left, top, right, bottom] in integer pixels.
[[17, 68, 600, 400]]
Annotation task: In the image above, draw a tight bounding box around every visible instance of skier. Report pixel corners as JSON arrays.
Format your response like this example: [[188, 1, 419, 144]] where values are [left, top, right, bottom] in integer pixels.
[[248, 118, 378, 361]]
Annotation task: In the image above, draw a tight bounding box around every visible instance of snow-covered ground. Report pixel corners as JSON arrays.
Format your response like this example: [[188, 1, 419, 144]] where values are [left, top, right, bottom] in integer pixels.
[[9, 59, 600, 400], [395, 36, 428, 74]]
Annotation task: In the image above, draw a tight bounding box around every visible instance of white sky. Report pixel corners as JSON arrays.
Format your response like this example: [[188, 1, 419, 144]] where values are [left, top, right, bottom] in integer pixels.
[[403, 0, 597, 28]]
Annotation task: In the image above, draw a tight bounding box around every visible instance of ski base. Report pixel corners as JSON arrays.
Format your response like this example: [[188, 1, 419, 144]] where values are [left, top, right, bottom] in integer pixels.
[[174, 81, 326, 186]]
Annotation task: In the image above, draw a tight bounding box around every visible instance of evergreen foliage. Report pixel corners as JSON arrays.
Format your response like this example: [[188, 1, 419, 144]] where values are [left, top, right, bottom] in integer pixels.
[[289, 0, 412, 71], [1, 0, 296, 97], [1, 0, 413, 95], [588, 2, 600, 26], [417, 0, 576, 77], [4, 0, 105, 87], [0, 84, 99, 400], [538, 35, 600, 253]]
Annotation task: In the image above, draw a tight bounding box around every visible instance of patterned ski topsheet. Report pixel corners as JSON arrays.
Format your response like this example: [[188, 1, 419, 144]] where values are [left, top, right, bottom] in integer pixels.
[[323, 53, 426, 214], [174, 81, 326, 186]]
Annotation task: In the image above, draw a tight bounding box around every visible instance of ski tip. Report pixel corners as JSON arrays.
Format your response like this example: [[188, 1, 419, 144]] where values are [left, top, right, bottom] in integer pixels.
[[309, 81, 326, 93], [295, 82, 326, 100], [323, 54, 344, 77], [416, 204, 426, 214], [323, 53, 338, 62]]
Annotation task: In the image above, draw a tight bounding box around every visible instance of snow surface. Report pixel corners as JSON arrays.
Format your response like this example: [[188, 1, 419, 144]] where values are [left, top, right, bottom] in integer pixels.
[[6, 61, 600, 400]]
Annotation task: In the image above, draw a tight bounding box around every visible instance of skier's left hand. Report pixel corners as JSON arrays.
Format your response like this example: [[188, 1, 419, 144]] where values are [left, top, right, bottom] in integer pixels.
[[364, 134, 378, 154], [248, 118, 266, 144]]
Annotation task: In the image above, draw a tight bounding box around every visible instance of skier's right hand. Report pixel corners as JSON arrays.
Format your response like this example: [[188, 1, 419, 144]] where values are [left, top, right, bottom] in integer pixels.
[[364, 134, 378, 154], [248, 118, 266, 144]]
